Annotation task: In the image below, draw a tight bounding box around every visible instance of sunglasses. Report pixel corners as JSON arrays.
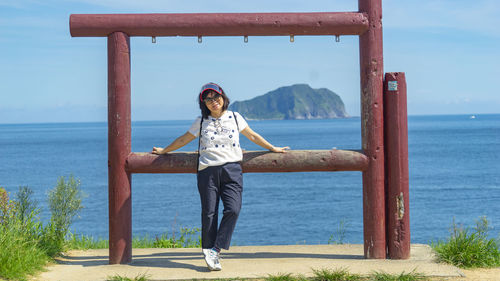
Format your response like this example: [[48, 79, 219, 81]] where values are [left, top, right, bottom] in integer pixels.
[[199, 83, 223, 102], [203, 95, 222, 103]]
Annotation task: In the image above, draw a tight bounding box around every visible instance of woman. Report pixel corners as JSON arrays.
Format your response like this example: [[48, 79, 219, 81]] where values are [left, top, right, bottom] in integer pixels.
[[152, 82, 289, 271]]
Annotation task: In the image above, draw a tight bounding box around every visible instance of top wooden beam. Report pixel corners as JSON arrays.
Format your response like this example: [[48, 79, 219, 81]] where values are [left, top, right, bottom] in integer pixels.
[[70, 12, 369, 37]]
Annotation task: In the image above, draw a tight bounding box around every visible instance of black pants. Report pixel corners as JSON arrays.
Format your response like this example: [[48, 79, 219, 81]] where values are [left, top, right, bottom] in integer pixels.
[[197, 162, 243, 250]]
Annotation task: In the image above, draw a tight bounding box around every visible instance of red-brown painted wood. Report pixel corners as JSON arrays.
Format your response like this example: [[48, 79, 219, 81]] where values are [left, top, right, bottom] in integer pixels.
[[126, 150, 369, 174], [384, 72, 410, 259], [108, 32, 132, 264], [70, 2, 399, 263], [70, 12, 368, 37], [359, 0, 386, 259]]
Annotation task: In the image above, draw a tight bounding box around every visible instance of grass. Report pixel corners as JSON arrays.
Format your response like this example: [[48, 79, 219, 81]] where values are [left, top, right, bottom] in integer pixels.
[[370, 270, 426, 281], [106, 273, 150, 281], [0, 177, 84, 280], [132, 227, 201, 248], [266, 273, 304, 281], [311, 268, 361, 281], [431, 216, 500, 268], [0, 209, 49, 280], [128, 269, 426, 281], [265, 268, 427, 281], [66, 233, 109, 249], [66, 227, 201, 250]]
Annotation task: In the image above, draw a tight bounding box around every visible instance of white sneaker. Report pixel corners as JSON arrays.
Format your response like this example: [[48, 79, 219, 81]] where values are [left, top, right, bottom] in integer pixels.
[[202, 248, 210, 257], [204, 248, 222, 271]]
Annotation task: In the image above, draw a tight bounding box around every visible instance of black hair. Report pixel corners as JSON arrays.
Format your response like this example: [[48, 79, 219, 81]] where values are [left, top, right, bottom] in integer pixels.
[[198, 88, 230, 119]]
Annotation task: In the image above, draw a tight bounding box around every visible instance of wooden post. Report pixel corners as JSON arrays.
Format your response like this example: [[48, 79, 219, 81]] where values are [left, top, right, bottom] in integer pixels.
[[108, 31, 132, 264], [384, 72, 410, 259], [359, 0, 386, 259]]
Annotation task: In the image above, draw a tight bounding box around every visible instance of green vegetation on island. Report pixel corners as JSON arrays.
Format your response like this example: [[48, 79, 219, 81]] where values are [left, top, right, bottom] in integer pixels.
[[229, 84, 349, 120]]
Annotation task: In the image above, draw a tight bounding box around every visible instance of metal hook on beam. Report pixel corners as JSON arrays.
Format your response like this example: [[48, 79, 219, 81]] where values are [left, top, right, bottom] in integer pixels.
[[335, 35, 340, 42], [198, 36, 202, 43], [290, 35, 294, 43], [152, 36, 156, 43], [244, 36, 248, 43]]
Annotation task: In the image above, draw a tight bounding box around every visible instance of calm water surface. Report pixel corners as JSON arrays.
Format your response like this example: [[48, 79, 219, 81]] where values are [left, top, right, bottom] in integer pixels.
[[0, 114, 498, 245]]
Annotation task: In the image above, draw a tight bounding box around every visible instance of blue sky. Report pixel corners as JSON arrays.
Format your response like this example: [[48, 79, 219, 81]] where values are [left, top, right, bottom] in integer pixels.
[[1, 0, 499, 123]]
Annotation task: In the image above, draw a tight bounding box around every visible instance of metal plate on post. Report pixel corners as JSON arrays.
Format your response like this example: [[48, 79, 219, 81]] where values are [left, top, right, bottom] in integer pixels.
[[388, 81, 398, 91]]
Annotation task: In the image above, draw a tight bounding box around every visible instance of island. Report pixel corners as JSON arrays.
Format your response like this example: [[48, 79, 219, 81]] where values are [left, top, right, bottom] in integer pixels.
[[228, 84, 349, 120]]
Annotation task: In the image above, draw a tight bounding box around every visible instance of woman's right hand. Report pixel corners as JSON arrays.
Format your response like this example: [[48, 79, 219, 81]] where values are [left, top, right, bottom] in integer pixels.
[[152, 147, 164, 155], [270, 146, 290, 153], [151, 132, 196, 155]]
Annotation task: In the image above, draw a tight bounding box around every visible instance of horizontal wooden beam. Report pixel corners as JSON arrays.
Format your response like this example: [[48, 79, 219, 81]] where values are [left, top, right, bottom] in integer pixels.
[[70, 12, 369, 37], [125, 150, 369, 174]]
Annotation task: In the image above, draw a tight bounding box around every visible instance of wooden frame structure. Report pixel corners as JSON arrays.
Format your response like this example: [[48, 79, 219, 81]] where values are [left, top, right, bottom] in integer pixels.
[[70, 0, 409, 264]]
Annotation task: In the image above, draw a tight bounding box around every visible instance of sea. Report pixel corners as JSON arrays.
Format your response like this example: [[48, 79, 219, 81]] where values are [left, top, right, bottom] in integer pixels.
[[0, 114, 499, 245]]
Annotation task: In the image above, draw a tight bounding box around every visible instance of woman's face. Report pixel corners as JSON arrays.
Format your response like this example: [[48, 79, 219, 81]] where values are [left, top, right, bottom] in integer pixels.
[[204, 91, 223, 114]]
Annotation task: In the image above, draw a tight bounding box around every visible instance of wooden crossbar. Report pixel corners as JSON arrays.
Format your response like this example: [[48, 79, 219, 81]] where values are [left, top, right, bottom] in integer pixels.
[[70, 12, 369, 37], [126, 150, 369, 174]]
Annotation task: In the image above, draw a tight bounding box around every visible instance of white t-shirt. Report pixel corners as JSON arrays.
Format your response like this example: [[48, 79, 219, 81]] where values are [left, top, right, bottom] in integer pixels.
[[188, 111, 248, 170]]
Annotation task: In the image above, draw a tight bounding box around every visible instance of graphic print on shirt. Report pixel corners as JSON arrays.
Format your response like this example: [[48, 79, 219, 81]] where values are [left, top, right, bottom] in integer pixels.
[[200, 116, 240, 151]]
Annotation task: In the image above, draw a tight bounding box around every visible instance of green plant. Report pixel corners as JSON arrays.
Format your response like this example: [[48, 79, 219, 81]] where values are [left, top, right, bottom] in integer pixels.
[[132, 234, 157, 248], [0, 187, 15, 224], [370, 270, 427, 281], [48, 176, 85, 238], [67, 233, 109, 249], [65, 227, 201, 250], [106, 273, 150, 281], [328, 218, 349, 245], [266, 269, 429, 281], [266, 273, 297, 281], [432, 216, 500, 268], [40, 175, 85, 256], [312, 268, 361, 281], [1, 178, 88, 280], [0, 187, 48, 281], [178, 226, 202, 247], [14, 186, 38, 224], [148, 227, 201, 248], [266, 273, 308, 281]]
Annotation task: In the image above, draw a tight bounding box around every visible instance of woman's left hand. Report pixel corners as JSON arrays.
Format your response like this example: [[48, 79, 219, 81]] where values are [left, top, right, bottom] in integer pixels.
[[270, 146, 290, 153]]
